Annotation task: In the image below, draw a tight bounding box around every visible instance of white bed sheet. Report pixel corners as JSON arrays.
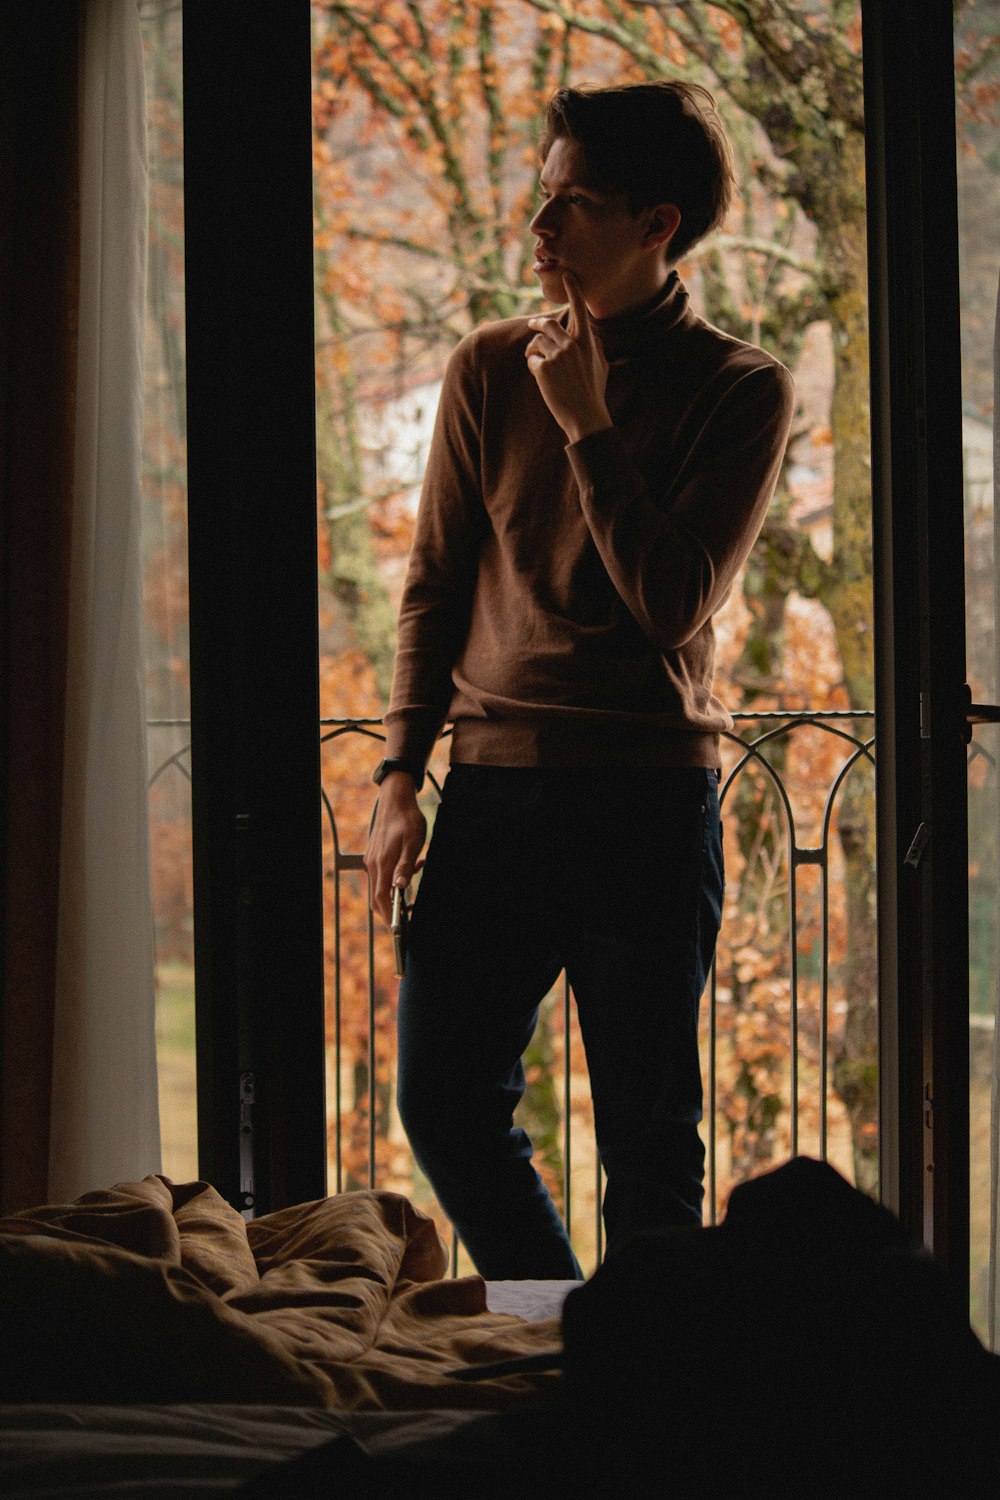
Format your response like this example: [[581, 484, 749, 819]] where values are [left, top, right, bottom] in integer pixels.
[[483, 1279, 576, 1323]]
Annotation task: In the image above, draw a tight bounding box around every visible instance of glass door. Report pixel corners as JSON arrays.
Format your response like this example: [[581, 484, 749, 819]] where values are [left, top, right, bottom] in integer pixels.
[[311, 0, 875, 1275], [954, 0, 1000, 1347]]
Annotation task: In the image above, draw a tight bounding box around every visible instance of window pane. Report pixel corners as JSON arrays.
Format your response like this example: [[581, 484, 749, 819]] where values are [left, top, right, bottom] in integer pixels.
[[140, 0, 196, 1183]]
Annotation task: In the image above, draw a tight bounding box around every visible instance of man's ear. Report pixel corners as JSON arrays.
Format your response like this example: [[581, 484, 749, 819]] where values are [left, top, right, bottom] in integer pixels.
[[644, 203, 681, 251]]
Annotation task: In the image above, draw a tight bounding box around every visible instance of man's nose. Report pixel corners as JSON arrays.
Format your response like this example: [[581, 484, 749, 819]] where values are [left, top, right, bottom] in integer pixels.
[[529, 199, 557, 236]]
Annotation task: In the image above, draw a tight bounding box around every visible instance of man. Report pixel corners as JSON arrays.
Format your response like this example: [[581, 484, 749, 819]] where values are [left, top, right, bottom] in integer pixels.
[[366, 81, 794, 1279]]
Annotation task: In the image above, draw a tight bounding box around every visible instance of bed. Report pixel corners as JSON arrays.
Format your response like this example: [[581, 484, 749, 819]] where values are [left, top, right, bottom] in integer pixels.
[[5, 1161, 999, 1498], [0, 1176, 574, 1498]]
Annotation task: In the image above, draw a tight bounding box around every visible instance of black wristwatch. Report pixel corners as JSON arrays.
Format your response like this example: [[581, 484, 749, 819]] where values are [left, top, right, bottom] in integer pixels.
[[372, 757, 425, 793]]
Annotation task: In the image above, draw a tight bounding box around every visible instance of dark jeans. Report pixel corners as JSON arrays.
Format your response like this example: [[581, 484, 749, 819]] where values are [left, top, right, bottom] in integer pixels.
[[396, 764, 724, 1279]]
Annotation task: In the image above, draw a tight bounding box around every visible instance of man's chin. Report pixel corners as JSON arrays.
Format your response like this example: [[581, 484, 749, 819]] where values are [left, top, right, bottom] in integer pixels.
[[535, 265, 570, 303]]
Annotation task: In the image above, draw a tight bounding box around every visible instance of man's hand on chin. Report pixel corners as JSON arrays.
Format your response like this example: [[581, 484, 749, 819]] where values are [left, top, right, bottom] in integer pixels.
[[525, 271, 612, 444]]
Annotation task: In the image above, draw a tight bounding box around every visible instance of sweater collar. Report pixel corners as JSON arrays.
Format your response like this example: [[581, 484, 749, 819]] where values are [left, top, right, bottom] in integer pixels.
[[587, 270, 691, 362]]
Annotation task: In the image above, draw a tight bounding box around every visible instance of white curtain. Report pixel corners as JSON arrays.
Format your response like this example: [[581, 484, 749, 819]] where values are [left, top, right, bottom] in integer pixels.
[[48, 0, 161, 1199]]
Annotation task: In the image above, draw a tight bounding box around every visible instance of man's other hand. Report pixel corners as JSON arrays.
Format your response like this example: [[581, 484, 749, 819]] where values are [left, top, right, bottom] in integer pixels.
[[365, 772, 427, 927], [525, 271, 611, 444]]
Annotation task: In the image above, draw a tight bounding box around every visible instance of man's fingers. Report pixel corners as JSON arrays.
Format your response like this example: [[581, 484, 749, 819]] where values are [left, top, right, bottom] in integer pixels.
[[526, 321, 570, 354], [366, 797, 427, 926], [376, 870, 404, 924], [563, 271, 589, 340], [370, 860, 392, 920], [374, 852, 422, 925], [525, 331, 559, 377]]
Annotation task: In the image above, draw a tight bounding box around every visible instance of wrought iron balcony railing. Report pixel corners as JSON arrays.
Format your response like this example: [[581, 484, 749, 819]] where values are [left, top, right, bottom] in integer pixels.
[[149, 708, 878, 1272]]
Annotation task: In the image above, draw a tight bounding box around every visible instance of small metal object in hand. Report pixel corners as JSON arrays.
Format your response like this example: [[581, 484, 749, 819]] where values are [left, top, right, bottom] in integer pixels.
[[391, 885, 409, 977]]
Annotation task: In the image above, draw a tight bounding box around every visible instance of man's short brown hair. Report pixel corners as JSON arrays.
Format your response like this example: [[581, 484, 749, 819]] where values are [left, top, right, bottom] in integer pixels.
[[539, 80, 736, 262]]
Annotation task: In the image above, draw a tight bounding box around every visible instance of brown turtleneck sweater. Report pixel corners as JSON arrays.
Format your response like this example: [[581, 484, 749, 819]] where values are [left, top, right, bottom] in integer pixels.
[[385, 273, 794, 771]]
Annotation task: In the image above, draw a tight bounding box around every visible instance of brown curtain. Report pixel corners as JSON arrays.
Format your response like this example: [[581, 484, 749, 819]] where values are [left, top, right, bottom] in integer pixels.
[[0, 4, 83, 1213]]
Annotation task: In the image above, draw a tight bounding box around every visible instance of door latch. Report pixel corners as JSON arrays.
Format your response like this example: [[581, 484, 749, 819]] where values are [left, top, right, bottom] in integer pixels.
[[903, 821, 930, 869]]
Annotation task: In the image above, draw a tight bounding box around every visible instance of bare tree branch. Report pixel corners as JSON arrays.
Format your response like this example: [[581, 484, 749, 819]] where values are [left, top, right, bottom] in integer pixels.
[[693, 233, 819, 279], [519, 0, 667, 76]]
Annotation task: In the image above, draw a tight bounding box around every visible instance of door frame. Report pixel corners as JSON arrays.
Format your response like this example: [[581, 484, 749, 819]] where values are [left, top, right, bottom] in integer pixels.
[[864, 0, 970, 1293], [183, 3, 327, 1213], [180, 1, 977, 1294]]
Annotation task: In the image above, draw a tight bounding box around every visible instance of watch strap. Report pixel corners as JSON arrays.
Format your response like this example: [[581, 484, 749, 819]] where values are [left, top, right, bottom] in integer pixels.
[[373, 757, 425, 793]]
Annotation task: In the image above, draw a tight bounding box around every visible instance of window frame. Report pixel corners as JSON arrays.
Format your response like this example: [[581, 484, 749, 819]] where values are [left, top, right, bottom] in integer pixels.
[[183, 3, 327, 1212]]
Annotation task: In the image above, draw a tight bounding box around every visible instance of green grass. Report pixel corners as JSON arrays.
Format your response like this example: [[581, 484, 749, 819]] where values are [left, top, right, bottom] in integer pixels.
[[155, 960, 198, 1183]]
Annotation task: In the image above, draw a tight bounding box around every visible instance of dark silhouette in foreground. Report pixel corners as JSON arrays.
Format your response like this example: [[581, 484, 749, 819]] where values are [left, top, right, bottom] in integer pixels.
[[240, 1157, 999, 1497]]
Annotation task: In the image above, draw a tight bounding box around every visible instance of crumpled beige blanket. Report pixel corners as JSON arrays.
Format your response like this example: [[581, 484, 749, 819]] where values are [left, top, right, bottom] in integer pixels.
[[0, 1179, 563, 1410]]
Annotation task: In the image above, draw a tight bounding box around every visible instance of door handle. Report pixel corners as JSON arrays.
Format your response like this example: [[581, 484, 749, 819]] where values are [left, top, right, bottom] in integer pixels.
[[963, 684, 1000, 742]]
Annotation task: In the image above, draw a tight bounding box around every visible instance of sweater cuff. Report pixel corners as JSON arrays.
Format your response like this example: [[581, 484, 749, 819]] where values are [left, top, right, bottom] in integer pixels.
[[383, 713, 437, 770], [565, 425, 634, 495]]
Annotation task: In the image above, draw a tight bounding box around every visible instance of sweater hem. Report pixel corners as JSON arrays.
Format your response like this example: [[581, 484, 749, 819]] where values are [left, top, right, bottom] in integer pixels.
[[449, 719, 721, 769]]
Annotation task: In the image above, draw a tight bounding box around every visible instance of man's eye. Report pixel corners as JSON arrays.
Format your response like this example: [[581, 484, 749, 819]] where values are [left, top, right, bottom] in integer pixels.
[[536, 190, 590, 208]]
